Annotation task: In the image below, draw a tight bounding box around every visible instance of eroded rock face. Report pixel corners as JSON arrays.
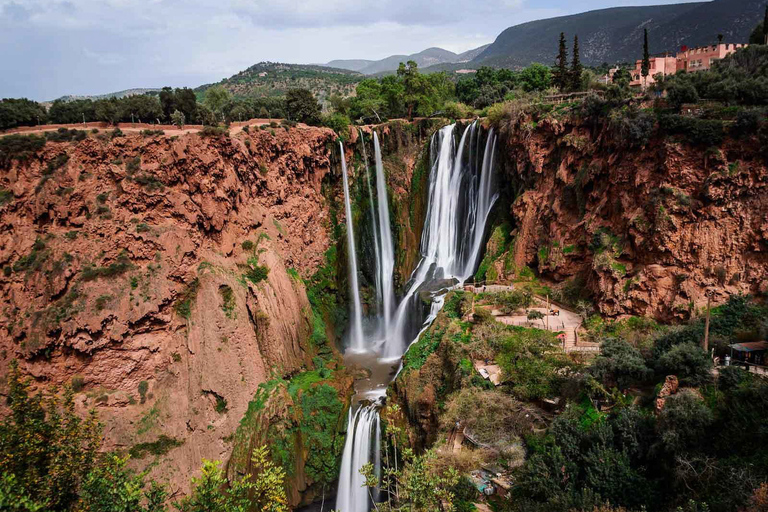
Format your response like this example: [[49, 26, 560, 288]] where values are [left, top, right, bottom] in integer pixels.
[[0, 126, 341, 498], [495, 117, 768, 320]]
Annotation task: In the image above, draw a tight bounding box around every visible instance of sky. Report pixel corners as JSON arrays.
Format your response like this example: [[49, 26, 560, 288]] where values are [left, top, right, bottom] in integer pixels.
[[0, 0, 703, 101]]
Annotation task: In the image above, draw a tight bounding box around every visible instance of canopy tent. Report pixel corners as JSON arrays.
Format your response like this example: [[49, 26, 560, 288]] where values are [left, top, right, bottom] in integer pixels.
[[729, 341, 768, 353]]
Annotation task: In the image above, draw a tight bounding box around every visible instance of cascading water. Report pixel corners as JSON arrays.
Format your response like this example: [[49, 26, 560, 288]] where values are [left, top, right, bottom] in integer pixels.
[[340, 142, 365, 351], [382, 120, 498, 359], [359, 130, 383, 314], [336, 404, 381, 512], [334, 121, 498, 511], [373, 132, 396, 333]]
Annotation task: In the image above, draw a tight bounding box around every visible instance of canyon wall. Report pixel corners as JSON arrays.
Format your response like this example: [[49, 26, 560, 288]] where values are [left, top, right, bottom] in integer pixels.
[[0, 120, 439, 507], [0, 125, 346, 500], [486, 113, 768, 320]]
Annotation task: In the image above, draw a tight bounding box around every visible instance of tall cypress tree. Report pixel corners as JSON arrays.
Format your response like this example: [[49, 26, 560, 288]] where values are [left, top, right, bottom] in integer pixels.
[[554, 32, 569, 90], [570, 35, 583, 91], [764, 5, 768, 44], [641, 28, 651, 87]]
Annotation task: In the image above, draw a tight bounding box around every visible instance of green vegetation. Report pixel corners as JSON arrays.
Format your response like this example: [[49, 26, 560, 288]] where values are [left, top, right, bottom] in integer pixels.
[[0, 361, 288, 511], [242, 256, 269, 285], [174, 278, 200, 319], [219, 285, 236, 319], [80, 251, 133, 281], [0, 134, 46, 167], [128, 435, 184, 459]]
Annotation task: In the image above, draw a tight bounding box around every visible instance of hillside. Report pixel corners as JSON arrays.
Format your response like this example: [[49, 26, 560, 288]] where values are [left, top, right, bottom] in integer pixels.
[[473, 0, 762, 67], [52, 88, 162, 103], [195, 62, 362, 102]]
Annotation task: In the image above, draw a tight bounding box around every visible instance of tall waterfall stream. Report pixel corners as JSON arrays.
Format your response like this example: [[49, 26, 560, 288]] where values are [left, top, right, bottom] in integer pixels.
[[334, 122, 498, 512]]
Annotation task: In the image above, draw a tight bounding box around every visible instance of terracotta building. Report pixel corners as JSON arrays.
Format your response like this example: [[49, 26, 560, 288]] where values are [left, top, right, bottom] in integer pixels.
[[629, 43, 747, 90], [676, 43, 747, 72], [629, 54, 677, 89]]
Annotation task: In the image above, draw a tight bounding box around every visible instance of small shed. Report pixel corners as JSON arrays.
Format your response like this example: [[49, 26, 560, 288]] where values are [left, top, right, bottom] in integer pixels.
[[730, 341, 768, 366]]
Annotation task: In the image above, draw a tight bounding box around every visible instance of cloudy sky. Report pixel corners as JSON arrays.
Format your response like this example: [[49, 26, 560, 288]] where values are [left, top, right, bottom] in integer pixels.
[[1, 0, 700, 101]]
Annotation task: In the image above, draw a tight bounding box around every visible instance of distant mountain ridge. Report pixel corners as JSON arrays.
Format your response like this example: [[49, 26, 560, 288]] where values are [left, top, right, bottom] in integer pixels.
[[473, 0, 762, 67], [326, 45, 490, 75], [52, 88, 161, 103]]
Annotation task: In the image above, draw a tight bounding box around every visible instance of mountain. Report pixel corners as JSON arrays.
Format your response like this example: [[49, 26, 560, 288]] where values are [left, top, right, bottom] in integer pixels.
[[196, 62, 362, 102], [52, 88, 161, 103], [473, 0, 763, 68], [324, 59, 374, 72], [325, 45, 491, 75], [456, 44, 491, 62]]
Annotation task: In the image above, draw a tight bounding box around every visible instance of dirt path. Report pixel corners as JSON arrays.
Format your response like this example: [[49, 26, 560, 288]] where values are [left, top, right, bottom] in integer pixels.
[[0, 118, 284, 138]]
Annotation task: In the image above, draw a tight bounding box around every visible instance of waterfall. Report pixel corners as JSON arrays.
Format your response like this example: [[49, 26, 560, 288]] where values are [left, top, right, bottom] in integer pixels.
[[381, 121, 498, 359], [359, 130, 383, 314], [373, 132, 396, 333], [340, 142, 364, 351], [336, 404, 381, 512], [334, 122, 498, 511]]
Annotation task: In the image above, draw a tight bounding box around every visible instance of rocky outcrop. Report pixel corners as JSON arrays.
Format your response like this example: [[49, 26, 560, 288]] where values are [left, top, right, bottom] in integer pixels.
[[493, 115, 768, 320], [0, 125, 345, 499]]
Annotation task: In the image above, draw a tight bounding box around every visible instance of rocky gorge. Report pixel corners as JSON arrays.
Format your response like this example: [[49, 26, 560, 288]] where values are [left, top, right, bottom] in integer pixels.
[[1, 107, 767, 509]]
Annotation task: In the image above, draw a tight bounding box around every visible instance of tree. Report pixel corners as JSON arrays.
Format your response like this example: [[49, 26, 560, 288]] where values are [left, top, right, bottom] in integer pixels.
[[398, 60, 422, 119], [170, 110, 185, 129], [641, 29, 651, 88], [570, 35, 583, 91], [656, 392, 714, 454], [497, 327, 571, 400], [285, 88, 321, 125], [553, 32, 569, 90], [0, 360, 101, 511], [519, 63, 552, 92], [612, 67, 631, 88], [657, 343, 711, 386], [176, 449, 288, 512], [81, 454, 167, 512], [203, 86, 231, 120], [590, 338, 652, 389], [527, 309, 545, 327], [94, 98, 122, 125]]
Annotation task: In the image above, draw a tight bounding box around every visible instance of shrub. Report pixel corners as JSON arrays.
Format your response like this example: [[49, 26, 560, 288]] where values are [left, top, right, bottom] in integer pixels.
[[174, 278, 200, 319], [138, 381, 149, 403], [0, 189, 12, 206], [666, 81, 699, 109], [45, 128, 86, 142], [241, 240, 254, 251], [657, 392, 713, 454], [125, 156, 141, 174], [321, 112, 351, 140], [244, 264, 269, 285], [131, 172, 164, 192], [80, 252, 133, 281], [219, 285, 236, 318], [608, 107, 655, 147], [656, 342, 712, 386], [128, 435, 183, 459], [199, 125, 228, 138], [71, 374, 85, 392], [110, 128, 124, 139], [0, 134, 46, 167], [659, 114, 724, 146], [214, 396, 228, 414], [590, 338, 652, 389]]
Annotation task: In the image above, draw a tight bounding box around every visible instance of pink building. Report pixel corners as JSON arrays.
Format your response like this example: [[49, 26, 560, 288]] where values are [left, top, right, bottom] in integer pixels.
[[676, 43, 746, 73], [629, 54, 677, 89], [628, 43, 748, 90]]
